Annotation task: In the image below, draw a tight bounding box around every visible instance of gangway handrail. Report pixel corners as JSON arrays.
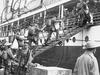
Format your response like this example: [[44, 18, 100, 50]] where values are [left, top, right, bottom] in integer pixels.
[[33, 24, 90, 57]]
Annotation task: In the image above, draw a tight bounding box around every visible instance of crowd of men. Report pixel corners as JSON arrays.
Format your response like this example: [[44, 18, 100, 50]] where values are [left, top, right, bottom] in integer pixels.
[[0, 37, 37, 75]]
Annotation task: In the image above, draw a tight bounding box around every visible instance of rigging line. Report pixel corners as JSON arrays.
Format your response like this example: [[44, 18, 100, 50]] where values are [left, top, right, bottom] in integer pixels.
[[82, 27, 84, 46], [42, 0, 47, 27], [42, 1, 47, 11], [23, 0, 27, 9], [18, 0, 21, 15], [10, 0, 14, 19], [11, 0, 14, 11], [40, 1, 48, 45], [12, 0, 19, 11], [1, 6, 12, 23], [56, 40, 65, 66]]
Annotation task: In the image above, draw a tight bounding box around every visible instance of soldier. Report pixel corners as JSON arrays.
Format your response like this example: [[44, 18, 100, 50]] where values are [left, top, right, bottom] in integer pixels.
[[18, 40, 30, 75], [76, 0, 91, 27], [2, 42, 16, 75], [27, 23, 40, 46], [44, 19, 58, 46]]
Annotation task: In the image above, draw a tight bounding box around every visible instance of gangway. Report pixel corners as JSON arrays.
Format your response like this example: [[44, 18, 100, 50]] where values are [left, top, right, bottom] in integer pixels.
[[33, 12, 100, 57], [33, 25, 85, 57]]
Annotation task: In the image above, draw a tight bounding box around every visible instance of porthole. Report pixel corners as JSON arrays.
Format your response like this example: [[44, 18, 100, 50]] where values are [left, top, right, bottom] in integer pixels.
[[85, 36, 89, 42], [66, 39, 69, 42], [72, 37, 76, 42]]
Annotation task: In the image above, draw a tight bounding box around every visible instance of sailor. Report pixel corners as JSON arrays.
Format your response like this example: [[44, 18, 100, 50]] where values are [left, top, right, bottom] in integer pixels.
[[73, 41, 99, 75]]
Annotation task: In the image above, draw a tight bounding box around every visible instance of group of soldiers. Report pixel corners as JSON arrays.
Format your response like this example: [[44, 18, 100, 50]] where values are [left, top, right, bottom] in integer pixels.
[[0, 38, 36, 75], [28, 19, 59, 46], [27, 0, 93, 46]]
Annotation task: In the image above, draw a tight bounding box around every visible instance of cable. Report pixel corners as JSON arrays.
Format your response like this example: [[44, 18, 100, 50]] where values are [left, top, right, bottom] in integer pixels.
[[1, 6, 12, 23], [23, 0, 28, 9], [12, 0, 19, 11], [56, 40, 65, 66], [42, 1, 47, 11], [41, 1, 47, 25], [82, 28, 84, 46], [18, 0, 21, 15], [11, 0, 14, 12]]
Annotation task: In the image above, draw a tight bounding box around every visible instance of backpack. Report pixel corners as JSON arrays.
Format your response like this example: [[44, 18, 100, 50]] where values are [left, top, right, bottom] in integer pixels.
[[2, 51, 8, 60]]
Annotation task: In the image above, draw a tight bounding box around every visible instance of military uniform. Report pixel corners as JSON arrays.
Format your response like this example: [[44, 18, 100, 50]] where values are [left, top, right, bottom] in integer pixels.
[[28, 25, 39, 45], [45, 20, 58, 45], [17, 43, 30, 75], [76, 1, 91, 27], [2, 47, 15, 75]]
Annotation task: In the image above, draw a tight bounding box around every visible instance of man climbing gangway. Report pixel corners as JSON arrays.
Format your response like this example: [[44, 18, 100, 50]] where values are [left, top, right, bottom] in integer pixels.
[[75, 0, 93, 27]]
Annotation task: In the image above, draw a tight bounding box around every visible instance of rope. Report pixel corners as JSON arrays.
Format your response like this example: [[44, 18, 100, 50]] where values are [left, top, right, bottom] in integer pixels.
[[56, 40, 65, 66]]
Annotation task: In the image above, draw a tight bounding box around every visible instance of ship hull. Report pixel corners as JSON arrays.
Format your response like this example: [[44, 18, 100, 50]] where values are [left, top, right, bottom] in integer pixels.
[[33, 46, 100, 71]]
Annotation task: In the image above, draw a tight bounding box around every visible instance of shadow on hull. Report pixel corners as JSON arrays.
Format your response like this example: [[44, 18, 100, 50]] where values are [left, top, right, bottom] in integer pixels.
[[33, 46, 100, 71]]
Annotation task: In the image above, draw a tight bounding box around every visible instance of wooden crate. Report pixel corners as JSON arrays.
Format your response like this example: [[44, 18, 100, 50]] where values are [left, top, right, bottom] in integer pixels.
[[0, 68, 4, 75], [27, 66, 72, 75]]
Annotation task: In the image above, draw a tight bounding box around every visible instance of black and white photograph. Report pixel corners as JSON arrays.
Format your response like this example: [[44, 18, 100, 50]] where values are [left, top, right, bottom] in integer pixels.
[[0, 0, 100, 75]]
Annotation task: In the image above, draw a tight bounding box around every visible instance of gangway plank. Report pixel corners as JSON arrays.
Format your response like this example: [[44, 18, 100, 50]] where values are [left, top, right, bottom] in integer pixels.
[[33, 23, 93, 57], [29, 12, 100, 57]]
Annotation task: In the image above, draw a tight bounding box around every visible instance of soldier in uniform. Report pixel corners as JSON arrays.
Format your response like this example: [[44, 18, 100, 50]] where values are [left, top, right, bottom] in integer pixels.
[[17, 40, 30, 75], [2, 42, 16, 75], [44, 19, 58, 46], [27, 23, 40, 46], [76, 0, 91, 27]]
